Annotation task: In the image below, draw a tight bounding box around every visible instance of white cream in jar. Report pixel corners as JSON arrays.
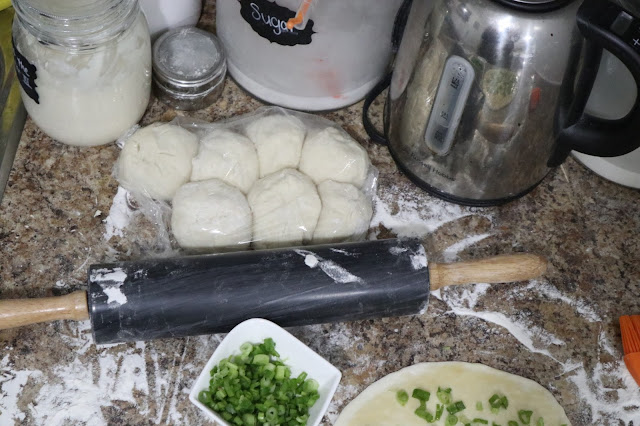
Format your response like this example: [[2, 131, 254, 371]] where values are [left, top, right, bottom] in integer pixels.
[[12, 0, 152, 146]]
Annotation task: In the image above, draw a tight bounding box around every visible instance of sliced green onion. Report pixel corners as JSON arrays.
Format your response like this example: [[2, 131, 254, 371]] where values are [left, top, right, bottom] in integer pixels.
[[202, 338, 320, 425], [518, 410, 533, 424], [473, 419, 489, 424], [435, 403, 444, 420], [489, 393, 508, 411], [414, 406, 434, 422], [447, 401, 466, 415], [476, 401, 483, 411], [437, 387, 453, 404], [396, 390, 409, 406], [445, 414, 459, 426], [508, 421, 519, 426], [536, 418, 544, 426], [252, 354, 270, 365], [412, 388, 431, 402], [304, 379, 319, 393]]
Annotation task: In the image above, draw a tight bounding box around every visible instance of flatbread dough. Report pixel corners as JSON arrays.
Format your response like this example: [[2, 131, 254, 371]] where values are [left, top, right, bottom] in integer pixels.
[[247, 168, 321, 250], [312, 180, 373, 244], [116, 122, 199, 201], [191, 129, 259, 194], [335, 362, 571, 426], [299, 127, 370, 188], [245, 114, 306, 178], [171, 179, 252, 252]]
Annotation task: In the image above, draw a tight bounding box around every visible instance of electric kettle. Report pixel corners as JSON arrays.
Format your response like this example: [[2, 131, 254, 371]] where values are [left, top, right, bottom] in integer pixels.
[[365, 0, 640, 206]]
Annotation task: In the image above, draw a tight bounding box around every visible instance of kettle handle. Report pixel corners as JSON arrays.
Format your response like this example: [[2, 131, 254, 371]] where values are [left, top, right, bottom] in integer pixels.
[[362, 73, 392, 145], [556, 0, 640, 158], [362, 0, 413, 146]]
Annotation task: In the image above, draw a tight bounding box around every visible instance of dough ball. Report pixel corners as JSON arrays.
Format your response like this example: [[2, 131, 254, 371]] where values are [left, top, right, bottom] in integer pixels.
[[313, 181, 373, 244], [248, 168, 321, 250], [245, 114, 306, 178], [191, 129, 259, 193], [171, 179, 252, 251], [299, 127, 371, 187], [116, 123, 199, 201]]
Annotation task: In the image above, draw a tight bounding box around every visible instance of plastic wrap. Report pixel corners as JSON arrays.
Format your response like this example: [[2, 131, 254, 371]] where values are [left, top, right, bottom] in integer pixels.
[[112, 106, 378, 255]]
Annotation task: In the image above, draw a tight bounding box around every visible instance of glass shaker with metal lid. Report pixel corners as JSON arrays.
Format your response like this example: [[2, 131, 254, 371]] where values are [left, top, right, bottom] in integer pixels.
[[11, 0, 152, 146]]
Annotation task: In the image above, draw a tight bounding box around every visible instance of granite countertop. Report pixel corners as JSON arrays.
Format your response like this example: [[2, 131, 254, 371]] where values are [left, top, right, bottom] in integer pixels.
[[1, 1, 639, 425]]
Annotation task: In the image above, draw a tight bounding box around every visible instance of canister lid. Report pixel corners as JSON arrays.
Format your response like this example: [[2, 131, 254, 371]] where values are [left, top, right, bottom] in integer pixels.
[[491, 0, 575, 12], [152, 27, 226, 95]]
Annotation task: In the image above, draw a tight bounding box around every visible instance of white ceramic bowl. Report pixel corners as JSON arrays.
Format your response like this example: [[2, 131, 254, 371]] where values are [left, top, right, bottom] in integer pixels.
[[189, 318, 342, 426]]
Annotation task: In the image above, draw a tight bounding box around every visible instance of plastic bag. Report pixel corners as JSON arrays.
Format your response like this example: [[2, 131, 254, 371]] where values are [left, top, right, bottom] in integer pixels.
[[112, 106, 378, 255]]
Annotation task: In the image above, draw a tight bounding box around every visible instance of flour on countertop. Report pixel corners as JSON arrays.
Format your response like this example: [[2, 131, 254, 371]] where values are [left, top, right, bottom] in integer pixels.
[[1, 321, 220, 426], [103, 187, 134, 240], [370, 189, 485, 238], [433, 280, 639, 424]]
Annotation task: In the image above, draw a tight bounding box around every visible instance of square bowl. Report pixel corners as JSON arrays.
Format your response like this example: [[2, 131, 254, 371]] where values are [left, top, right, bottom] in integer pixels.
[[189, 318, 342, 426]]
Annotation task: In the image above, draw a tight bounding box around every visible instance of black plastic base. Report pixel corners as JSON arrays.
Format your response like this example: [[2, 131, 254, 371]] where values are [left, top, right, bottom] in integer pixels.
[[490, 0, 575, 13]]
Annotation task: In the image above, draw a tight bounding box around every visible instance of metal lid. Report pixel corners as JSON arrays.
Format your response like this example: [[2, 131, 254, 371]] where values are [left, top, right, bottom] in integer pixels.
[[491, 0, 575, 12], [152, 27, 226, 96]]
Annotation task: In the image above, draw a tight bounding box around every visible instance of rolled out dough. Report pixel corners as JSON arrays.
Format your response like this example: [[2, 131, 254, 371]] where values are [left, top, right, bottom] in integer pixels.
[[335, 362, 571, 426]]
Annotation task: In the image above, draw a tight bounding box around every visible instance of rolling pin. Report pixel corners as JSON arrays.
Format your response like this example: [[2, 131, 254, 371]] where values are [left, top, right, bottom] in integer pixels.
[[0, 239, 547, 345]]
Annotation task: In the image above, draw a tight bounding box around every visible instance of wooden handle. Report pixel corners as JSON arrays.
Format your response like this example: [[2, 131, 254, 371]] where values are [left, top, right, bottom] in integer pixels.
[[429, 254, 547, 291], [0, 290, 89, 330]]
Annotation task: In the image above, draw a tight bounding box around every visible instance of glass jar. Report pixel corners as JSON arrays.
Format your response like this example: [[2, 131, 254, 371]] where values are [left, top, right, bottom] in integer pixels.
[[152, 27, 227, 111], [12, 0, 152, 146]]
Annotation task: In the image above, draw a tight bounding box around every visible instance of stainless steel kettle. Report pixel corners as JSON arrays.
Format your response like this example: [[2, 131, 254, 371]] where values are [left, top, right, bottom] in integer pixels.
[[365, 0, 640, 205]]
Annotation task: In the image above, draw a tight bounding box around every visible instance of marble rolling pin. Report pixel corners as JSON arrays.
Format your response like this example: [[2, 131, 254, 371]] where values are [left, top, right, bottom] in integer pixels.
[[0, 239, 547, 345]]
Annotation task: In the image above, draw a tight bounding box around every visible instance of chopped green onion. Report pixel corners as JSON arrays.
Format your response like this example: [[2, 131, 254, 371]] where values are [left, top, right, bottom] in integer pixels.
[[473, 419, 489, 424], [447, 401, 466, 415], [414, 406, 434, 422], [492, 423, 502, 426], [252, 354, 270, 365], [396, 390, 409, 406], [508, 422, 519, 426], [437, 387, 453, 404], [412, 388, 431, 402], [536, 418, 544, 426], [201, 338, 320, 425], [476, 401, 483, 411], [518, 410, 533, 424], [445, 414, 459, 426], [489, 394, 508, 410], [435, 404, 444, 420]]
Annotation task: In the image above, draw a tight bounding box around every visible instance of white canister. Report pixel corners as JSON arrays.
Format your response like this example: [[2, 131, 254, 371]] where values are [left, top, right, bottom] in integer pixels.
[[217, 0, 404, 111], [139, 0, 202, 40], [12, 0, 152, 147]]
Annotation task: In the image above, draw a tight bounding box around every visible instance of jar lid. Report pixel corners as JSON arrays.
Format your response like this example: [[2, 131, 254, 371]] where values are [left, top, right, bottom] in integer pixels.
[[12, 0, 139, 48], [152, 27, 226, 96]]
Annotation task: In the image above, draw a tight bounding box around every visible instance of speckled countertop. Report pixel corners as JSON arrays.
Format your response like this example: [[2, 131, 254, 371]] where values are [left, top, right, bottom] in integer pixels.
[[1, 1, 639, 425]]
